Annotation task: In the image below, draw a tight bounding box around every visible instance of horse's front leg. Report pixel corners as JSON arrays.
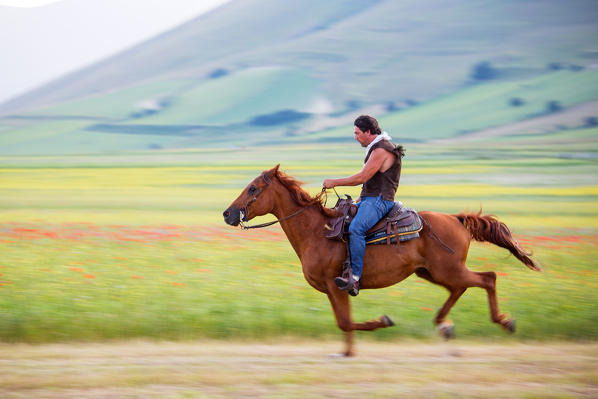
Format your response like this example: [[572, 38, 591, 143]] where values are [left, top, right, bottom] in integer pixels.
[[326, 289, 355, 356], [326, 284, 395, 357]]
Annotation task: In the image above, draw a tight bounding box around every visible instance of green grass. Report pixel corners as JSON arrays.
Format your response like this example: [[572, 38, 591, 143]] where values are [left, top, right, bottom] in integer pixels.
[[0, 219, 596, 343], [0, 0, 596, 345], [0, 144, 596, 343]]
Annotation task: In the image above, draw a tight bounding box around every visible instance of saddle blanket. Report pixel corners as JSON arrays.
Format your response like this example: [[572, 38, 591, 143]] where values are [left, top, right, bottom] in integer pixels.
[[365, 210, 422, 245]]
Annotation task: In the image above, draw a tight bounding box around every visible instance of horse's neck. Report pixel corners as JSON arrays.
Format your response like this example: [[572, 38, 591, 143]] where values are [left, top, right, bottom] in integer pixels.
[[272, 188, 327, 260]]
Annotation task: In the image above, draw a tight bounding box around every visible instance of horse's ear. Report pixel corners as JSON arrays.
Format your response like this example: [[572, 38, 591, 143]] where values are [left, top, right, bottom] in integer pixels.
[[266, 164, 280, 177], [262, 164, 280, 184]]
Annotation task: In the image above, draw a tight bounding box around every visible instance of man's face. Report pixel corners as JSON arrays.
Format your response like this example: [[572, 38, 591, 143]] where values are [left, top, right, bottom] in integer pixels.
[[354, 126, 371, 147]]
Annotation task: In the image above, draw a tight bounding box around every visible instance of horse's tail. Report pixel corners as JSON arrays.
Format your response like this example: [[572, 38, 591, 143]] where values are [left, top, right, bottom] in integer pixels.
[[454, 211, 541, 271]]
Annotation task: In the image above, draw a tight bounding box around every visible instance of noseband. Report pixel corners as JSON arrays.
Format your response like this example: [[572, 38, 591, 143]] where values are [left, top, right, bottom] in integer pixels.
[[238, 173, 326, 230], [239, 172, 270, 226]]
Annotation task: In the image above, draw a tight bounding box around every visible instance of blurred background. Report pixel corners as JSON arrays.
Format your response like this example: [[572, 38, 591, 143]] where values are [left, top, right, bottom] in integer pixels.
[[2, 0, 597, 153], [0, 0, 597, 357], [1, 1, 597, 397]]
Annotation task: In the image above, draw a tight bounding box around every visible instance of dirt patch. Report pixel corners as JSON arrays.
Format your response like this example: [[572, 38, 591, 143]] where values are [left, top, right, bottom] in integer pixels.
[[1, 340, 596, 398]]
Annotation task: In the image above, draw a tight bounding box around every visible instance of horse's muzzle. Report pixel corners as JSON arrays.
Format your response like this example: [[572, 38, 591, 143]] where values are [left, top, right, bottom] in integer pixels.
[[223, 206, 241, 226]]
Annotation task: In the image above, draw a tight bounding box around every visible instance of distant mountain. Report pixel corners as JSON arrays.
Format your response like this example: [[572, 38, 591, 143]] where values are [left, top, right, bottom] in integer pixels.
[[1, 0, 597, 154]]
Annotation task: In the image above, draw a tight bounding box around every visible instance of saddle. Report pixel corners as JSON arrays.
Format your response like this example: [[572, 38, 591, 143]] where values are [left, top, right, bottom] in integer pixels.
[[325, 196, 422, 246], [324, 195, 357, 242], [325, 195, 423, 297]]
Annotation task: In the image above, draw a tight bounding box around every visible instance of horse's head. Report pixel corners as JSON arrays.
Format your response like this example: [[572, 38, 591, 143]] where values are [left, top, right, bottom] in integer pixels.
[[223, 165, 280, 226]]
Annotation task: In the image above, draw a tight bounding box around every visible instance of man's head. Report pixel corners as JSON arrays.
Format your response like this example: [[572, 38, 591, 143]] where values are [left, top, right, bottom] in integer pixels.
[[354, 115, 381, 136], [354, 115, 381, 147]]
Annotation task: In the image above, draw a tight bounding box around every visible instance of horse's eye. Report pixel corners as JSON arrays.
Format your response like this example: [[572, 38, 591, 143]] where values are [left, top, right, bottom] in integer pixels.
[[248, 185, 257, 194]]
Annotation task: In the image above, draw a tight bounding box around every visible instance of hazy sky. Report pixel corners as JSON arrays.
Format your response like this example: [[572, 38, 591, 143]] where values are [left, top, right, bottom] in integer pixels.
[[0, 0, 230, 104]]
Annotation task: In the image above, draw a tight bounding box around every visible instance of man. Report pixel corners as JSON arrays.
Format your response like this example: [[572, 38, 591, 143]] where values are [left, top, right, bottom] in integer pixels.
[[323, 115, 404, 296]]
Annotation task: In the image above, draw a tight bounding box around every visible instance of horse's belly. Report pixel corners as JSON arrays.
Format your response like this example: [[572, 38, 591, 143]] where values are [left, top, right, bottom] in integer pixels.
[[360, 244, 421, 289]]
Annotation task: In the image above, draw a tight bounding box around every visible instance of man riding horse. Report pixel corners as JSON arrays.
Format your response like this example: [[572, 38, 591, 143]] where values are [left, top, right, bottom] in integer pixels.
[[323, 115, 405, 296]]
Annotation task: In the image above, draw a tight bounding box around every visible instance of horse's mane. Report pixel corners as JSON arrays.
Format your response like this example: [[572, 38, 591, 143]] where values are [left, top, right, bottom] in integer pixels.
[[274, 170, 340, 218]]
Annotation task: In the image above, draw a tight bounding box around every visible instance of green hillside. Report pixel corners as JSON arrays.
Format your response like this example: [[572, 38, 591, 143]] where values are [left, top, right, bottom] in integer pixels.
[[0, 0, 597, 154], [305, 69, 598, 143]]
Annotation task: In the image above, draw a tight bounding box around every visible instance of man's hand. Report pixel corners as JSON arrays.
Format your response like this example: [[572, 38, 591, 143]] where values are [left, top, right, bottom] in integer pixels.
[[323, 179, 336, 189], [322, 149, 391, 189]]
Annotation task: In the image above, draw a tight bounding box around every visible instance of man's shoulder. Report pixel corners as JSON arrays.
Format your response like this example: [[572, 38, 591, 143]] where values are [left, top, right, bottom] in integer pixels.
[[372, 140, 395, 152], [368, 145, 396, 162]]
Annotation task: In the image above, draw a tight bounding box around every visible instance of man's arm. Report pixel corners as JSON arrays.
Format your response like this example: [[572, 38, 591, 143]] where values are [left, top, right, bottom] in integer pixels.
[[323, 148, 388, 189]]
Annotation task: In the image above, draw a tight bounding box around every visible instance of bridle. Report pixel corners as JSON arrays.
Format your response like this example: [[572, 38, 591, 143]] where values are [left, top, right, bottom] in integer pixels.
[[238, 173, 328, 230]]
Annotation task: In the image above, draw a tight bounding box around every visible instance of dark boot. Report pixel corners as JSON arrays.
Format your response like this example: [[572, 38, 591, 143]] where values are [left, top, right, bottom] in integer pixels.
[[334, 276, 360, 296], [336, 238, 360, 296]]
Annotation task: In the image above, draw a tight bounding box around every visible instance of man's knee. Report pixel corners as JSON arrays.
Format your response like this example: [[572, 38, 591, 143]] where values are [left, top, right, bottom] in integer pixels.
[[348, 221, 367, 236]]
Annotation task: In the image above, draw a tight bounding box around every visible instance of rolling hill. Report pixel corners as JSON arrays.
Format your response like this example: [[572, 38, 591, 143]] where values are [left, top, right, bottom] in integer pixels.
[[1, 0, 597, 154]]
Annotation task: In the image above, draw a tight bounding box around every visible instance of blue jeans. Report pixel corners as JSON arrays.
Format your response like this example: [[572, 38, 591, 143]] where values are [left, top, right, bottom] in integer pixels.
[[348, 195, 395, 279]]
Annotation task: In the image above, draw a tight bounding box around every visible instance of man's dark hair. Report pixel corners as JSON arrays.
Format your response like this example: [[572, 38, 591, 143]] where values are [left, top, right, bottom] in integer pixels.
[[354, 115, 382, 135]]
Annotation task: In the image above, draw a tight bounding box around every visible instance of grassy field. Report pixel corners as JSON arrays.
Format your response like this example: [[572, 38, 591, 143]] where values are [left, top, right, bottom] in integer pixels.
[[0, 142, 596, 343], [1, 340, 597, 398]]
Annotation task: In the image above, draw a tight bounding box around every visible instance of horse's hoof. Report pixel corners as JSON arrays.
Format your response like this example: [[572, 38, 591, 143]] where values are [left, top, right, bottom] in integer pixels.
[[328, 352, 351, 358], [437, 321, 455, 340], [382, 315, 395, 327], [504, 318, 516, 333], [328, 350, 355, 358]]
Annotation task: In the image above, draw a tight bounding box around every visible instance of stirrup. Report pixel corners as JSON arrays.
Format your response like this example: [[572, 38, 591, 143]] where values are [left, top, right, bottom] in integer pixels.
[[348, 283, 359, 297], [334, 277, 360, 296]]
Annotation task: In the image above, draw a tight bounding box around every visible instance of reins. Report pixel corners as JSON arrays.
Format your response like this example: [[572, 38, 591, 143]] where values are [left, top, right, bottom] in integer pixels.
[[239, 184, 330, 230], [239, 205, 311, 230], [420, 216, 455, 254], [240, 179, 454, 254]]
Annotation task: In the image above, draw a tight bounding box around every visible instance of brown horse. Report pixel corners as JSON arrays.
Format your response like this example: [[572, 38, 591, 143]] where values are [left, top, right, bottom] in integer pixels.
[[223, 165, 540, 356]]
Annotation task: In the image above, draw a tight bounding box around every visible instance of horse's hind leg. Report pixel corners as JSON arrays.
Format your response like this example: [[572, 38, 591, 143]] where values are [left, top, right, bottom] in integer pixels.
[[415, 268, 465, 338], [462, 270, 515, 332], [417, 266, 514, 335], [434, 287, 467, 338]]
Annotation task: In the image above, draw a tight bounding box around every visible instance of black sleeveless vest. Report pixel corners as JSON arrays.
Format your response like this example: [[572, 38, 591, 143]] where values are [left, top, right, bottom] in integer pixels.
[[360, 140, 402, 201]]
